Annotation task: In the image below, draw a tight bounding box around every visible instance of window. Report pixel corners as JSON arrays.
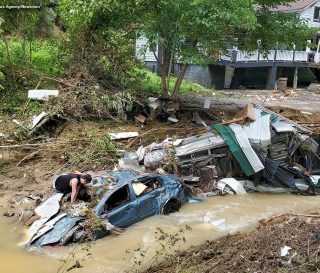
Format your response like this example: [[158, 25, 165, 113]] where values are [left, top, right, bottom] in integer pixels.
[[132, 178, 162, 197], [104, 185, 130, 212], [314, 7, 320, 22]]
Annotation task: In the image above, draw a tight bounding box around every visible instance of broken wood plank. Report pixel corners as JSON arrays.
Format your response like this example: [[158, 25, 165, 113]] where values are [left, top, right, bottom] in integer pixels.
[[109, 132, 139, 140], [220, 117, 245, 125], [28, 89, 59, 100]]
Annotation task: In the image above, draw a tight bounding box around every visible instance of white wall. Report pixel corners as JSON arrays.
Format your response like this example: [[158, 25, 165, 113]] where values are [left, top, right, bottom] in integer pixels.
[[300, 0, 320, 28], [135, 36, 158, 62]]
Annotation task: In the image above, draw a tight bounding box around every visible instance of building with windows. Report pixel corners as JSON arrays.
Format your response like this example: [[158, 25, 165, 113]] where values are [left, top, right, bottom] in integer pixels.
[[136, 0, 320, 89]]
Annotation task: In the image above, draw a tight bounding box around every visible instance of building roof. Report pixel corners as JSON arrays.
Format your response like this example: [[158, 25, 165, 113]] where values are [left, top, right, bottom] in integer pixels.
[[273, 0, 317, 12]]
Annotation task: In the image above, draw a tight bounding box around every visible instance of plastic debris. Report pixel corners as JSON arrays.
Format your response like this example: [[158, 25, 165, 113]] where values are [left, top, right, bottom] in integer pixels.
[[29, 111, 47, 129], [281, 245, 292, 257], [168, 117, 179, 123]]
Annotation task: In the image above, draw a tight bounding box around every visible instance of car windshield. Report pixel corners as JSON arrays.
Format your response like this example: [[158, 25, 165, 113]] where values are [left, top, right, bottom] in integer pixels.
[[104, 185, 130, 212]]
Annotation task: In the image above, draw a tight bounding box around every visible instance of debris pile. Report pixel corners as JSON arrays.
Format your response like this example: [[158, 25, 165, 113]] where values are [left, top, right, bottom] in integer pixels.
[[116, 102, 320, 196], [144, 213, 320, 273], [15, 98, 320, 248]]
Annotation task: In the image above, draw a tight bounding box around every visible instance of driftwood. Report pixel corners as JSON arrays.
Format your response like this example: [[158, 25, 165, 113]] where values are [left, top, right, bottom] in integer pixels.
[[17, 151, 39, 166]]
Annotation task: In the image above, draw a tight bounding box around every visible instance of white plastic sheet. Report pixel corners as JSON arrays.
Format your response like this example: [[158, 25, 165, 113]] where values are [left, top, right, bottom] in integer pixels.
[[217, 178, 247, 195]]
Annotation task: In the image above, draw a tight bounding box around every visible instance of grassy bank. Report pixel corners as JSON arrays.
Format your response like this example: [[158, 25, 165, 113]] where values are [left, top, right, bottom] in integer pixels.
[[141, 69, 217, 95]]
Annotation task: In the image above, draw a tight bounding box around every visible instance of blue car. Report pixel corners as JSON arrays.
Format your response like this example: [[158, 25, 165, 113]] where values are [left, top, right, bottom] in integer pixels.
[[94, 173, 187, 228], [29, 172, 187, 247]]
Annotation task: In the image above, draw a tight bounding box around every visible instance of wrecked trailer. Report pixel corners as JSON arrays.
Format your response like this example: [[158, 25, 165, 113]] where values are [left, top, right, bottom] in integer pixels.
[[174, 106, 320, 194], [26, 172, 187, 248]]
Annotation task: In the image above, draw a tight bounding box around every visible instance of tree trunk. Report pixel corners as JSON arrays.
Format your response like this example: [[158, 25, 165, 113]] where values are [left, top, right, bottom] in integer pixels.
[[160, 47, 168, 98], [172, 64, 187, 100], [22, 34, 26, 64], [166, 51, 174, 92], [179, 94, 246, 115], [29, 40, 32, 64], [2, 35, 16, 82]]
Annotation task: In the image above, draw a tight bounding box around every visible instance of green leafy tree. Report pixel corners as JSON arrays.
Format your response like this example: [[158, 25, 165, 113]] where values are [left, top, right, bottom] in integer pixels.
[[59, 0, 141, 89], [59, 0, 314, 98], [0, 0, 55, 64], [135, 0, 314, 99]]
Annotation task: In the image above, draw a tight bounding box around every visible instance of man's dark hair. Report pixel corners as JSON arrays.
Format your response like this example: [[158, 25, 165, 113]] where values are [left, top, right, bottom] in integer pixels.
[[82, 174, 92, 182]]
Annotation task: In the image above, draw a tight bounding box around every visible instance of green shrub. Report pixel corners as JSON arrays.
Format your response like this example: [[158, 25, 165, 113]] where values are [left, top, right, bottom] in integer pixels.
[[140, 68, 216, 95], [0, 38, 66, 76]]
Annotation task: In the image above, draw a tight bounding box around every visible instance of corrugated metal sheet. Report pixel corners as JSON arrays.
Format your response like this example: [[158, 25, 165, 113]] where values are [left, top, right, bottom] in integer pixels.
[[272, 120, 297, 133], [243, 109, 271, 149], [229, 124, 265, 174]]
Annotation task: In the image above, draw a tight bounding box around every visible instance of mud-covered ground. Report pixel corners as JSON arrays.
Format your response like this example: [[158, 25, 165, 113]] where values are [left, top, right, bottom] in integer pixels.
[[0, 115, 204, 215], [1, 91, 320, 273], [146, 213, 320, 273]]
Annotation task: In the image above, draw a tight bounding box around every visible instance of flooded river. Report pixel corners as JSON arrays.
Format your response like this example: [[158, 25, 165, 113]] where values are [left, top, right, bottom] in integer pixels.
[[1, 193, 320, 273]]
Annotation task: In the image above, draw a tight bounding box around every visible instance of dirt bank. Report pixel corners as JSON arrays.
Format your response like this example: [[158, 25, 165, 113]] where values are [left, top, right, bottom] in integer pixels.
[[146, 212, 320, 273]]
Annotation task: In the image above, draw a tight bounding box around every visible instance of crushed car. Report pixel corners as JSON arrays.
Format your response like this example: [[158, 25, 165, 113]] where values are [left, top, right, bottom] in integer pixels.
[[25, 172, 187, 248]]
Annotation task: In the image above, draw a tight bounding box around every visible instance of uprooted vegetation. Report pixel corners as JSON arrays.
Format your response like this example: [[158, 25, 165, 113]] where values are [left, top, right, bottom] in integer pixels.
[[145, 213, 320, 273]]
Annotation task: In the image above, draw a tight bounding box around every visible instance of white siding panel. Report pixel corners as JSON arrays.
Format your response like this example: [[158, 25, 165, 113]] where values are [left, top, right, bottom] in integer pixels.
[[135, 36, 158, 62], [299, 1, 320, 28]]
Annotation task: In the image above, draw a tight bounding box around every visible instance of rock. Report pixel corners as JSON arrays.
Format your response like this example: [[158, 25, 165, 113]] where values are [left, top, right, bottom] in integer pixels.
[[307, 83, 320, 93], [3, 210, 15, 217], [24, 214, 40, 226]]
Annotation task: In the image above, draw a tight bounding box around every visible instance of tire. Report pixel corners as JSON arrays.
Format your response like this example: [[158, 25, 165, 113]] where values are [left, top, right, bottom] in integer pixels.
[[163, 200, 179, 215]]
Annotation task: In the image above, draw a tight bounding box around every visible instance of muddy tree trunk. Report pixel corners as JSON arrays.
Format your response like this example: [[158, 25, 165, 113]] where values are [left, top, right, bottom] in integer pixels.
[[180, 94, 246, 115], [172, 64, 187, 100]]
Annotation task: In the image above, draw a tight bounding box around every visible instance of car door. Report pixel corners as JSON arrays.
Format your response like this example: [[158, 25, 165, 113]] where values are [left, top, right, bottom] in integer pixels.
[[105, 185, 138, 228], [133, 178, 164, 220]]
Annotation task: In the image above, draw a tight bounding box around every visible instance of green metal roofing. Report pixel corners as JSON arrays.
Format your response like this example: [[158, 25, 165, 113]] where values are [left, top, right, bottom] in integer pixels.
[[212, 124, 255, 176]]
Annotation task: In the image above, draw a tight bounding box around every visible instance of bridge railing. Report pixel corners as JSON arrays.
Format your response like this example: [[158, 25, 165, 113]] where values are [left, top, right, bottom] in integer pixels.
[[221, 49, 309, 63]]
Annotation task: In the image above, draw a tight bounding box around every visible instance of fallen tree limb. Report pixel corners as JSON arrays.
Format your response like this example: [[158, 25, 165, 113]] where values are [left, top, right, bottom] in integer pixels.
[[17, 151, 39, 166]]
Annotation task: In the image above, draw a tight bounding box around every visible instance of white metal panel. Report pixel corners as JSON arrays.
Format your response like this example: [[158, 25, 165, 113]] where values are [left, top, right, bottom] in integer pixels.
[[275, 50, 294, 61], [243, 109, 271, 149], [294, 51, 308, 62], [236, 51, 259, 62], [229, 124, 265, 173], [259, 50, 276, 61]]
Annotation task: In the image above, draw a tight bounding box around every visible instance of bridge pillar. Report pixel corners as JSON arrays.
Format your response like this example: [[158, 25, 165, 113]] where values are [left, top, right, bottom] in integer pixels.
[[224, 66, 235, 89], [266, 66, 277, 90], [293, 67, 298, 90]]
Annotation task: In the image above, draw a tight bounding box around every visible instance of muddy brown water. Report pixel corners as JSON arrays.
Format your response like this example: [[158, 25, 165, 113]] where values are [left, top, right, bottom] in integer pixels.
[[1, 193, 320, 273]]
